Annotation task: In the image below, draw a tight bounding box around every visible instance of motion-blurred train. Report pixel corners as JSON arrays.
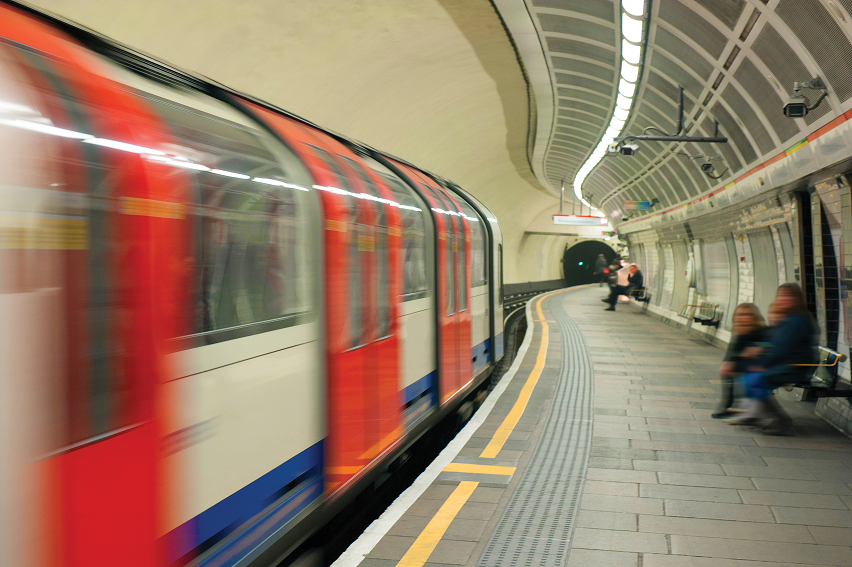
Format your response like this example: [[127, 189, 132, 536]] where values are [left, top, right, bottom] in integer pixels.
[[0, 4, 506, 567]]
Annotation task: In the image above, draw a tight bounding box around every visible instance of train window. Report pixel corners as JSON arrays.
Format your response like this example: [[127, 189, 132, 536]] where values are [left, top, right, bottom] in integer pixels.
[[308, 146, 370, 348], [343, 156, 390, 339], [457, 199, 486, 286], [144, 97, 316, 339], [421, 183, 456, 315], [361, 157, 430, 301]]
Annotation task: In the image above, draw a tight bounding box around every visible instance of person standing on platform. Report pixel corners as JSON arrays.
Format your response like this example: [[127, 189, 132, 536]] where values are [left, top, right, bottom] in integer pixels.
[[603, 264, 643, 311], [594, 254, 608, 287], [712, 303, 766, 419]]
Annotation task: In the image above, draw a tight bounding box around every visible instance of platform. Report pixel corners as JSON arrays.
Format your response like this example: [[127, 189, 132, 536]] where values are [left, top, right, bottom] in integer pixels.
[[335, 285, 852, 567]]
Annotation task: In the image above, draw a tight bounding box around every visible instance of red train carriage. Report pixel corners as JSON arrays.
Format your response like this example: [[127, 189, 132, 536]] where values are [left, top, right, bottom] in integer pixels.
[[0, 3, 505, 567]]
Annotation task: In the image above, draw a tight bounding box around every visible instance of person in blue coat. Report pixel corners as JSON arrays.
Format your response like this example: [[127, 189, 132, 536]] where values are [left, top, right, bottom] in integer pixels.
[[728, 283, 817, 435]]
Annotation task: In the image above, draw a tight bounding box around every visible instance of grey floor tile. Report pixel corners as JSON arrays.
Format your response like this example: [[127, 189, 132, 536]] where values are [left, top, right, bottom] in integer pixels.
[[367, 535, 416, 560], [588, 457, 636, 470], [386, 514, 431, 537], [586, 468, 659, 484], [467, 486, 504, 503], [566, 548, 638, 567], [720, 464, 818, 480], [669, 534, 850, 565], [425, 539, 476, 565], [575, 509, 638, 531], [406, 498, 446, 517], [657, 471, 755, 489], [572, 527, 668, 553], [648, 431, 758, 446], [750, 477, 852, 495], [593, 436, 631, 448], [638, 513, 815, 543], [580, 493, 664, 515], [442, 518, 488, 542], [633, 440, 745, 454], [664, 500, 775, 522], [655, 451, 766, 466], [643, 554, 837, 567], [633, 460, 725, 475], [590, 447, 657, 460], [357, 559, 400, 567], [739, 490, 847, 509], [584, 480, 639, 497], [772, 506, 852, 527], [454, 501, 497, 520], [640, 483, 742, 503], [807, 525, 852, 546]]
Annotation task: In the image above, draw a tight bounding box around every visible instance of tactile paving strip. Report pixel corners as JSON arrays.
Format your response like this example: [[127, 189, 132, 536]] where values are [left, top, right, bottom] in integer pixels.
[[476, 292, 593, 567]]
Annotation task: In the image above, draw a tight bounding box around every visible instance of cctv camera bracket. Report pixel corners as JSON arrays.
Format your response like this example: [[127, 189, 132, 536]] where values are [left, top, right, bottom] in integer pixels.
[[792, 77, 828, 112], [616, 87, 729, 145]]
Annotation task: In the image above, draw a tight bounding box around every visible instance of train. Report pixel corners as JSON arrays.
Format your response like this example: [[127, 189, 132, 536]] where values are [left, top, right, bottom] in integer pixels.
[[0, 3, 507, 567]]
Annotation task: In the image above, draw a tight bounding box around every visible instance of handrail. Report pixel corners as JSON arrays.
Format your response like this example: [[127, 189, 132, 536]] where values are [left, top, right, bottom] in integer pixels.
[[792, 354, 847, 367]]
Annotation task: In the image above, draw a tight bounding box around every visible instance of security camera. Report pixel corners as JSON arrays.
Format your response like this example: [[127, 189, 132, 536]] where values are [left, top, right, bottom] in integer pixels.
[[620, 143, 639, 156], [700, 162, 714, 173], [784, 77, 827, 118], [783, 93, 809, 118], [621, 215, 629, 222]]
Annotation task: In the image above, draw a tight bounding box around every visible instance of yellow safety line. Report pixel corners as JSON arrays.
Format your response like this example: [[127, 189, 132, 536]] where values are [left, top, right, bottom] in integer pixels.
[[479, 290, 561, 459], [396, 481, 479, 567], [442, 463, 516, 475]]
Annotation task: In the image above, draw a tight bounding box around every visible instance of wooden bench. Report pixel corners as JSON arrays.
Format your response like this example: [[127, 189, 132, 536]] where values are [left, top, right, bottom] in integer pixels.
[[677, 301, 723, 328], [789, 346, 852, 398]]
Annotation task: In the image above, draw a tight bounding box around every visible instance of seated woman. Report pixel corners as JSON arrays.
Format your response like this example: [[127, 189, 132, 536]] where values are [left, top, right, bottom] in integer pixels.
[[712, 303, 766, 419], [727, 284, 817, 435]]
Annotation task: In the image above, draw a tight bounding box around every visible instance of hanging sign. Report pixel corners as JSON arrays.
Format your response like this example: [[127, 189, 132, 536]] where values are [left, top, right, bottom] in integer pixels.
[[624, 201, 651, 210], [553, 214, 608, 226]]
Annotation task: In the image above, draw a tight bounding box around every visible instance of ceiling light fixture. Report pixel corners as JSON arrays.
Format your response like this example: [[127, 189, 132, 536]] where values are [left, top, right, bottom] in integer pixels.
[[571, 0, 646, 210]]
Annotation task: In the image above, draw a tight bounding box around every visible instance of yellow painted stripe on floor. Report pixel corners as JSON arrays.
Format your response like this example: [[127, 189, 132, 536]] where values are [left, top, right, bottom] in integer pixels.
[[443, 463, 516, 475], [479, 290, 561, 459], [396, 481, 479, 567]]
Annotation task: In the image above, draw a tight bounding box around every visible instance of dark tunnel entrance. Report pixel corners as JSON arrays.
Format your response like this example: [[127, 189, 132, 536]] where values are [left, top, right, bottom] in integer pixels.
[[563, 240, 617, 287]]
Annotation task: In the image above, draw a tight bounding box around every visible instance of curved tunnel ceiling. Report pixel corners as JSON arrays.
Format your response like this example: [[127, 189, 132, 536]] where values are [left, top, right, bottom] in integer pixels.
[[499, 0, 852, 231], [582, 0, 852, 226], [496, 0, 625, 198]]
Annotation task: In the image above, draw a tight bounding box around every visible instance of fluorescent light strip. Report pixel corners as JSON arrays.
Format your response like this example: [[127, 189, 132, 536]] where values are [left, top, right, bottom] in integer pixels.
[[254, 177, 310, 191], [83, 137, 166, 155], [0, 118, 93, 139], [312, 184, 422, 211], [210, 169, 251, 179], [149, 155, 210, 171], [571, 1, 645, 211]]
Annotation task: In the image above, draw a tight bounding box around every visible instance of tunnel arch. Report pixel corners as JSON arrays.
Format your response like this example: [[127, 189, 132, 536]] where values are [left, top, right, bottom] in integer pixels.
[[563, 241, 617, 287]]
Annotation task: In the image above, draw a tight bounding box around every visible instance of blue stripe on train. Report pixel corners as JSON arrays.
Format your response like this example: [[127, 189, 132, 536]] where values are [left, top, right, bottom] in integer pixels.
[[402, 371, 436, 406], [472, 338, 491, 376], [494, 332, 504, 362], [162, 441, 323, 566]]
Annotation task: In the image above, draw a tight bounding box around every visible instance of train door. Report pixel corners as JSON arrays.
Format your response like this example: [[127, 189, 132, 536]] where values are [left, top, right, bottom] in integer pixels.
[[433, 187, 472, 392], [239, 107, 403, 493], [386, 162, 457, 403], [340, 155, 403, 457], [360, 156, 436, 426], [0, 9, 189, 566]]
